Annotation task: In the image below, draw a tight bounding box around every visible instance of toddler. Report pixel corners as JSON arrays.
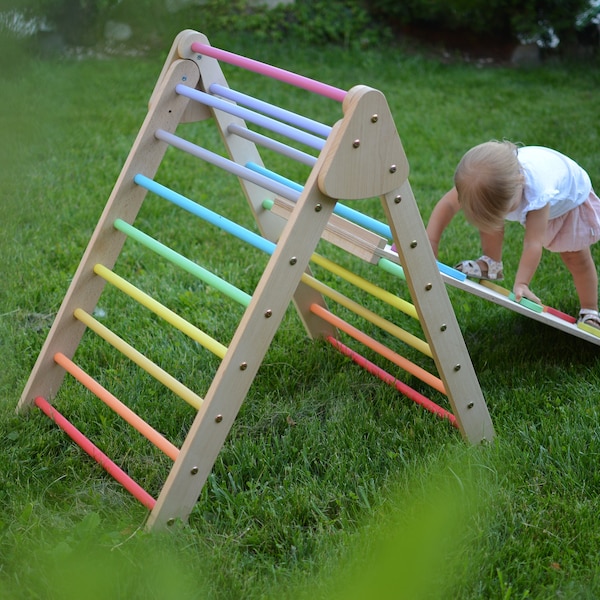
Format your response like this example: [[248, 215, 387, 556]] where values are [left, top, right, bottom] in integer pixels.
[[426, 140, 600, 329]]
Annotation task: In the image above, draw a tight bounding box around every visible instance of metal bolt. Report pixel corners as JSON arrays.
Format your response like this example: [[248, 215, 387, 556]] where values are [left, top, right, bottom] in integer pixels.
[[289, 257, 297, 265], [440, 324, 447, 332], [394, 195, 402, 204], [265, 309, 273, 318], [314, 203, 322, 212], [467, 402, 475, 409], [389, 165, 397, 173], [454, 364, 462, 372], [190, 466, 199, 475], [425, 283, 433, 291], [371, 114, 379, 123], [182, 76, 187, 81], [215, 414, 223, 423], [167, 518, 176, 527], [353, 139, 361, 148], [240, 362, 248, 371], [410, 240, 418, 248]]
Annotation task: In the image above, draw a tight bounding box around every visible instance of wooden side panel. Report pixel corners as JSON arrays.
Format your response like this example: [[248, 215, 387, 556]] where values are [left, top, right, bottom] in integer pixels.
[[270, 196, 387, 263], [381, 181, 495, 444], [17, 59, 201, 412], [147, 166, 337, 529], [318, 86, 409, 200]]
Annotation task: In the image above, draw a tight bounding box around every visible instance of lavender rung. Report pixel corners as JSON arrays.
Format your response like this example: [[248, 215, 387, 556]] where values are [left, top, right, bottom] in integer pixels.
[[210, 84, 332, 138], [175, 84, 325, 152], [227, 123, 317, 167], [155, 129, 302, 202]]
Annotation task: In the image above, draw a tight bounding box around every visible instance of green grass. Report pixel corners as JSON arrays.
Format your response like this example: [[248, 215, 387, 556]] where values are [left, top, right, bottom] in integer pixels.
[[1, 31, 600, 599]]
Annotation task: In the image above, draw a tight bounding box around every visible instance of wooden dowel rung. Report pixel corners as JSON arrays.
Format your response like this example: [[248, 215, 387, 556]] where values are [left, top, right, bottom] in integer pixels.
[[74, 309, 204, 409], [311, 304, 445, 394], [326, 337, 457, 427], [54, 352, 179, 460], [34, 396, 157, 510]]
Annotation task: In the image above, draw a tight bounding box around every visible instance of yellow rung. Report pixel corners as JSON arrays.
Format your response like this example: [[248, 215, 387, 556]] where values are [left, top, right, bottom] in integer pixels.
[[94, 263, 228, 359]]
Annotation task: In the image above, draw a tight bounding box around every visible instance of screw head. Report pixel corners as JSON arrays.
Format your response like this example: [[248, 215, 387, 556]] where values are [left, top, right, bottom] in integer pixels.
[[190, 466, 199, 475], [371, 114, 379, 123], [215, 414, 223, 423], [289, 257, 297, 265], [425, 283, 433, 291], [240, 362, 248, 371], [394, 195, 402, 204], [389, 164, 397, 173], [410, 240, 418, 248], [314, 203, 322, 212], [264, 309, 273, 318], [352, 139, 361, 148]]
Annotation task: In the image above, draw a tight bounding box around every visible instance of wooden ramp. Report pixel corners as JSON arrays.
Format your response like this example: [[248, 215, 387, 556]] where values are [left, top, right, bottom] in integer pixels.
[[373, 245, 600, 347]]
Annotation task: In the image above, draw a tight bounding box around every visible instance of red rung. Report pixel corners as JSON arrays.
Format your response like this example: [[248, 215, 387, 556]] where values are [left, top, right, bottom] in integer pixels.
[[327, 337, 458, 428], [543, 305, 577, 324], [35, 396, 156, 510]]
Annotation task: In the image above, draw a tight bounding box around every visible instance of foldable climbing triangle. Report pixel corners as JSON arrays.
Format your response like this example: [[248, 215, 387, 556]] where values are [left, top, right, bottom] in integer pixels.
[[17, 30, 494, 530]]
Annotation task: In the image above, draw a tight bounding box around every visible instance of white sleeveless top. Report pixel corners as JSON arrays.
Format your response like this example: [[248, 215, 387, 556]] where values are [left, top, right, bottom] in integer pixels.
[[505, 146, 592, 225]]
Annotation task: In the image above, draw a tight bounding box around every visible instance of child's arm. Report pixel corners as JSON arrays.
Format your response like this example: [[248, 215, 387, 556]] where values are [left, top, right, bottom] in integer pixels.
[[426, 187, 461, 257], [513, 204, 550, 304]]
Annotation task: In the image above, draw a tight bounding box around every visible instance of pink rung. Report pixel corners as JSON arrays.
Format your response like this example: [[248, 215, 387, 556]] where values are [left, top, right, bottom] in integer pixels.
[[191, 42, 347, 102], [327, 337, 458, 428], [35, 396, 156, 510]]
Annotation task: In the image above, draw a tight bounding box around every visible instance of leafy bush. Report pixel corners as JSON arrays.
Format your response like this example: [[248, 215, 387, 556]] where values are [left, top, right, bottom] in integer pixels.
[[251, 0, 384, 48], [1, 0, 387, 50], [11, 0, 119, 45], [365, 0, 599, 48], [3, 0, 598, 53]]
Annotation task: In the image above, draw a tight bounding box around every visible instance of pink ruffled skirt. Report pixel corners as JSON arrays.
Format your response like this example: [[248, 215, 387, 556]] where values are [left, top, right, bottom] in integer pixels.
[[544, 190, 600, 252]]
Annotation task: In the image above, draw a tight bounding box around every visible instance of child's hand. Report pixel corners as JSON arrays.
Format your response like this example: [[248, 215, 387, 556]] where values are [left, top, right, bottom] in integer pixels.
[[513, 282, 542, 305]]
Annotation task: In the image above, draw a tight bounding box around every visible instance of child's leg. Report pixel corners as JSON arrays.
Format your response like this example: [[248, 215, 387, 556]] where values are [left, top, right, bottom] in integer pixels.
[[560, 247, 598, 310], [480, 228, 504, 263]]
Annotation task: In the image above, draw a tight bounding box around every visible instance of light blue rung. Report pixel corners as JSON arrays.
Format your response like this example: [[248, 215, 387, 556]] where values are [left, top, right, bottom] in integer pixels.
[[437, 262, 467, 281], [245, 162, 393, 239], [134, 174, 276, 256]]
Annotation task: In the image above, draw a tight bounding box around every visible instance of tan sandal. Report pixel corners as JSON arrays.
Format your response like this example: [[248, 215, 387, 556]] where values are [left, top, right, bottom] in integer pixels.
[[454, 255, 504, 281]]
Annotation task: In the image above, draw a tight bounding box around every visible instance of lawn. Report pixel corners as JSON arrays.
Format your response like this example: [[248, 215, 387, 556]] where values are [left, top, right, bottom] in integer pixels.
[[1, 30, 600, 599]]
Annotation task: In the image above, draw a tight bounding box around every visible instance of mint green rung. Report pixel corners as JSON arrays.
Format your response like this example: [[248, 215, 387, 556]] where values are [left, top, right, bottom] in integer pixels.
[[508, 292, 544, 313]]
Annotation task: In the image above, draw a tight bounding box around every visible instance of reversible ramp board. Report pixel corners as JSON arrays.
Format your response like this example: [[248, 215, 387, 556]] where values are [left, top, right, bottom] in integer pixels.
[[373, 247, 600, 346]]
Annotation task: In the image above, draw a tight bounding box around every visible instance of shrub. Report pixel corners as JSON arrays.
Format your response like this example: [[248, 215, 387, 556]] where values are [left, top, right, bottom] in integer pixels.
[[365, 0, 599, 49]]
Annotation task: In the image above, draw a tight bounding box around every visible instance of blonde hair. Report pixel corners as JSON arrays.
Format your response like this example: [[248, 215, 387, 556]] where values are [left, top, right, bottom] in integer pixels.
[[454, 140, 523, 232]]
